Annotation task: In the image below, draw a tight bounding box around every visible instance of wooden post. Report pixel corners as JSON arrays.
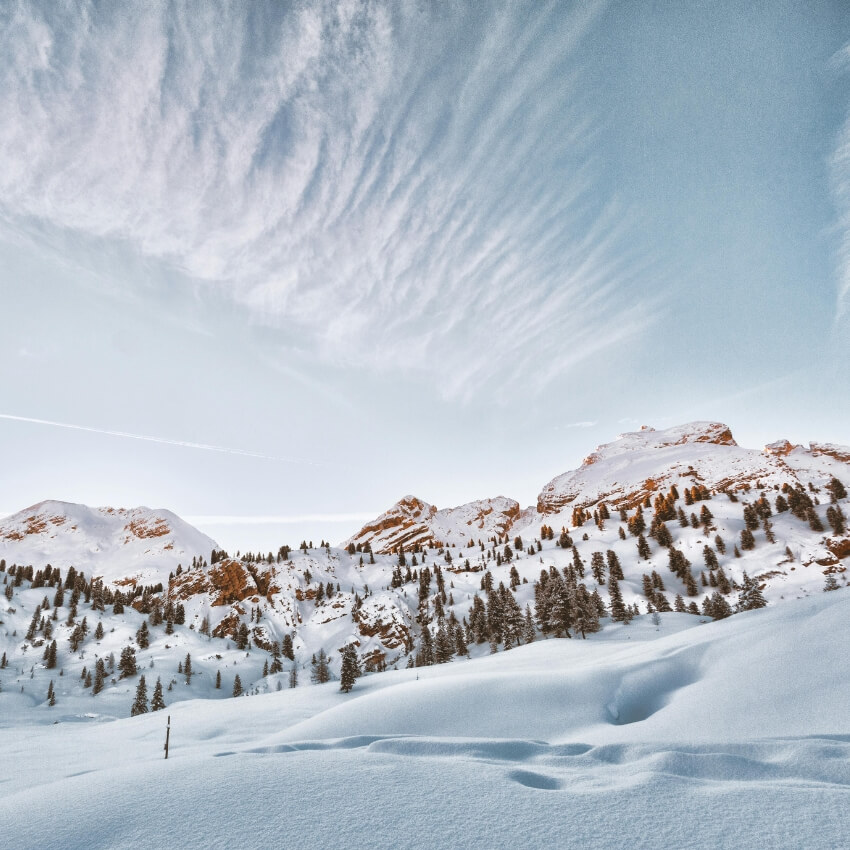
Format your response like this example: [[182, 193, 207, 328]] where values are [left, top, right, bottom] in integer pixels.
[[164, 714, 171, 760]]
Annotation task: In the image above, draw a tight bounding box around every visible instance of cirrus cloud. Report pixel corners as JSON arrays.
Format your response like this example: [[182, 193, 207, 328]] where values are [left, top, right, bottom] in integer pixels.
[[0, 0, 657, 397]]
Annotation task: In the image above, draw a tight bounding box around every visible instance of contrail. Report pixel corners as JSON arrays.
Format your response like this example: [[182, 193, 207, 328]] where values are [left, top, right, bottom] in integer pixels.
[[0, 413, 328, 468]]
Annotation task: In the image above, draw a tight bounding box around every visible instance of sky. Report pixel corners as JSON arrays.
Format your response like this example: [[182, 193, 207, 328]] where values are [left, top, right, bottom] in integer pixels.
[[1, 0, 849, 553]]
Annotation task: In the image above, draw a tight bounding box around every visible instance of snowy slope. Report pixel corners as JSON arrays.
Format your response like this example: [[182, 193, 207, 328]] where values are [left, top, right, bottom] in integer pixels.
[[1, 590, 848, 850], [0, 500, 217, 585]]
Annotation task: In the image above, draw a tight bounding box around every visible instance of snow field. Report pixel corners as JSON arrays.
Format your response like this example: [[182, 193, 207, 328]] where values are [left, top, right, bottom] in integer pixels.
[[2, 590, 848, 849]]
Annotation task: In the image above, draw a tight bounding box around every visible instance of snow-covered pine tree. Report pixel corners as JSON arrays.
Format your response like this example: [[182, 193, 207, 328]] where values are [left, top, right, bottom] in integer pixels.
[[608, 577, 627, 622], [823, 573, 840, 592], [131, 676, 148, 716], [151, 677, 166, 711], [339, 644, 359, 692], [310, 649, 330, 684], [737, 573, 767, 611], [119, 646, 137, 678]]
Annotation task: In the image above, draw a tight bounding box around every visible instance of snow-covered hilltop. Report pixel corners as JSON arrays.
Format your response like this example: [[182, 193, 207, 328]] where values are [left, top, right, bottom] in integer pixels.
[[534, 420, 850, 514], [343, 495, 527, 554], [0, 500, 216, 586]]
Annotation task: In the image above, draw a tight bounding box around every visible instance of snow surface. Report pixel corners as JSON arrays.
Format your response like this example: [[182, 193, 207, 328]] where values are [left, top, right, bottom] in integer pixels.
[[2, 590, 849, 849]]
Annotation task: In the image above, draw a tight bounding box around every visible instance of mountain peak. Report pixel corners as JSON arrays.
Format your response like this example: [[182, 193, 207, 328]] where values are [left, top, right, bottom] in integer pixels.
[[0, 500, 216, 584], [345, 495, 523, 554], [582, 422, 737, 467]]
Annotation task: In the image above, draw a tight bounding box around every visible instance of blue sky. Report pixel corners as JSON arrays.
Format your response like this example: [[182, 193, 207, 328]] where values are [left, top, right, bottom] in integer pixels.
[[1, 1, 848, 552]]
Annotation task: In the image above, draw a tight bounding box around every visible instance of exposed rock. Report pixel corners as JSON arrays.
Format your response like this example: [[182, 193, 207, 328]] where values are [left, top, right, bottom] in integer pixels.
[[827, 538, 850, 561], [764, 440, 800, 457]]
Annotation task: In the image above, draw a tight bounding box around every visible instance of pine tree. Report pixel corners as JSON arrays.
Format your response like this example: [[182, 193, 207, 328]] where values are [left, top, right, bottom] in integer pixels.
[[46, 680, 56, 706], [737, 573, 767, 611], [184, 653, 192, 684], [340, 645, 359, 692], [94, 621, 104, 641], [92, 659, 106, 695], [310, 649, 330, 684], [606, 550, 624, 581], [827, 476, 847, 503], [151, 677, 166, 711], [709, 592, 733, 619], [823, 574, 840, 592], [826, 506, 846, 536], [740, 529, 756, 550], [608, 577, 627, 622], [131, 675, 148, 716], [806, 508, 825, 533], [136, 621, 150, 649], [434, 621, 454, 663], [119, 646, 137, 678], [232, 674, 243, 697], [590, 552, 605, 584], [523, 606, 535, 644], [289, 665, 298, 688]]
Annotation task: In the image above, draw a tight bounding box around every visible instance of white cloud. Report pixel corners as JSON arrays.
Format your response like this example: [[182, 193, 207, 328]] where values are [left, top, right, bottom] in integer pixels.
[[0, 0, 656, 397]]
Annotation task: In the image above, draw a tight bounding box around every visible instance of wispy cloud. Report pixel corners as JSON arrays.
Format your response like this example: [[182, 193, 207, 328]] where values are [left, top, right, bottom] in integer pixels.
[[831, 42, 850, 323], [0, 1, 657, 397], [0, 413, 328, 467]]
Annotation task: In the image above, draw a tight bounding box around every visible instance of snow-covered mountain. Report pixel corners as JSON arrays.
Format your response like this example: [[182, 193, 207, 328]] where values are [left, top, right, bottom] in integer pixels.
[[1, 419, 848, 716], [0, 500, 217, 585]]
